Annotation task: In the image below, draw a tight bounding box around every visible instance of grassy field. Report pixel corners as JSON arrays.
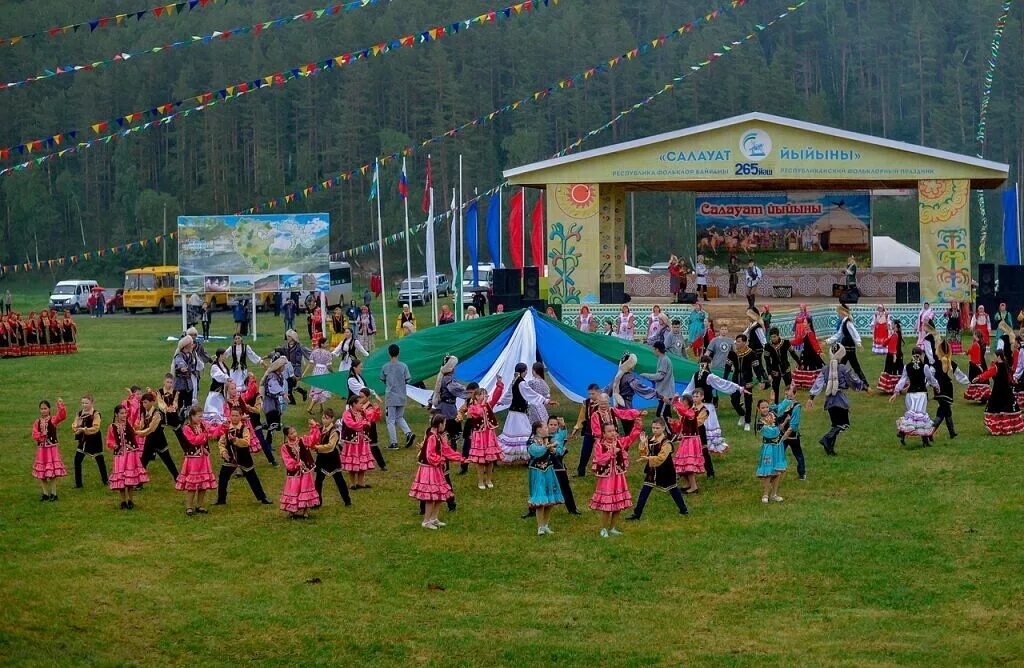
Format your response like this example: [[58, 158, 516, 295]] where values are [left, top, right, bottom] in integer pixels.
[[1, 284, 1023, 667]]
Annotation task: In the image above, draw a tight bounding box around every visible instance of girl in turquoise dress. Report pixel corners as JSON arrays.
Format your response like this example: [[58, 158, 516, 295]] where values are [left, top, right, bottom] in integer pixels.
[[687, 304, 707, 355], [755, 403, 787, 504], [527, 420, 565, 536]]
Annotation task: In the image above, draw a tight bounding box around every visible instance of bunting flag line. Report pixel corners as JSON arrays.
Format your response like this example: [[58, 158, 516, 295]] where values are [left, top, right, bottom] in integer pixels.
[[1, 0, 559, 170], [325, 0, 808, 261], [974, 0, 1013, 261], [0, 232, 176, 275], [2, 0, 386, 91], [1, 0, 227, 48]]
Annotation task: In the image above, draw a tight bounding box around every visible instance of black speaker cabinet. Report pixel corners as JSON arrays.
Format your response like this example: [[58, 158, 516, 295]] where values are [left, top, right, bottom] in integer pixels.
[[997, 264, 1024, 293], [677, 292, 698, 304], [522, 266, 541, 300], [491, 268, 522, 297], [978, 263, 997, 298], [600, 282, 627, 304], [895, 282, 921, 304]]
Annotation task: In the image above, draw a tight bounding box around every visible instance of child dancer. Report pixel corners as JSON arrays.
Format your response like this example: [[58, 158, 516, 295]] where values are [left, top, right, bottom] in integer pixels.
[[974, 349, 1024, 435], [872, 305, 890, 354], [312, 408, 351, 508], [214, 406, 272, 506], [526, 420, 565, 536], [807, 343, 870, 456], [931, 340, 970, 440], [410, 414, 466, 530], [280, 421, 321, 519], [71, 394, 108, 487], [626, 418, 688, 520], [590, 416, 643, 538], [890, 347, 940, 447], [137, 392, 179, 480], [670, 395, 705, 494], [755, 406, 787, 503], [32, 398, 67, 501], [463, 380, 504, 490], [176, 407, 220, 515], [340, 394, 380, 490], [878, 320, 905, 393], [108, 405, 149, 509], [359, 388, 388, 472], [773, 386, 806, 481], [964, 330, 991, 403], [458, 382, 479, 475]]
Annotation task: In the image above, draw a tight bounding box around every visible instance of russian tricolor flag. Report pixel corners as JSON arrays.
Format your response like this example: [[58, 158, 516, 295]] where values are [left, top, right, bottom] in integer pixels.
[[398, 163, 409, 200]]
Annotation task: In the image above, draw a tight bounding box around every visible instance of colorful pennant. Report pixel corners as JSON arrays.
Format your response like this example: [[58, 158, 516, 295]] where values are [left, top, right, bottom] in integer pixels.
[[0, 233, 176, 275], [1, 0, 558, 171], [1, 0, 226, 48], [2, 0, 386, 90]]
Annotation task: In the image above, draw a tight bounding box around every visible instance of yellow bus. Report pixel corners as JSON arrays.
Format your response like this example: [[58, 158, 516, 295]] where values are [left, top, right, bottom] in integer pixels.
[[123, 266, 228, 313]]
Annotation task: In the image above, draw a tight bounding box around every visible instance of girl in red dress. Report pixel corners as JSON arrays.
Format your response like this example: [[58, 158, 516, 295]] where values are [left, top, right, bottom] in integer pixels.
[[670, 395, 705, 494], [32, 398, 68, 501], [872, 305, 890, 354], [974, 349, 1024, 435], [965, 330, 992, 403], [971, 306, 991, 347], [878, 321, 904, 393], [339, 394, 381, 489], [410, 414, 466, 530], [107, 405, 149, 509], [590, 414, 643, 538], [176, 407, 221, 516], [280, 420, 321, 519], [462, 380, 504, 490]]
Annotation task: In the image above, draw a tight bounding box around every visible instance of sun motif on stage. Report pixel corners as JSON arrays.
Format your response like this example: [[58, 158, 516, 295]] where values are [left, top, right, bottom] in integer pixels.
[[554, 183, 598, 219]]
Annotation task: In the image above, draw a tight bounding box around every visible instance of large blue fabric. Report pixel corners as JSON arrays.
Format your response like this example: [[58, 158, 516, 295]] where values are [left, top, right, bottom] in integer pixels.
[[451, 321, 517, 383], [466, 201, 480, 284], [486, 192, 502, 269], [1003, 185, 1020, 265]]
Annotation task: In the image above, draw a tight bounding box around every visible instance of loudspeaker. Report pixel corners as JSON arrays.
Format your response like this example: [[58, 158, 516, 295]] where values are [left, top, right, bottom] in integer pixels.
[[998, 264, 1024, 293], [600, 282, 627, 304], [493, 294, 521, 311], [676, 292, 698, 304], [832, 284, 844, 298], [521, 298, 547, 312], [491, 268, 522, 296], [978, 263, 997, 298], [523, 266, 540, 300], [895, 282, 921, 304]]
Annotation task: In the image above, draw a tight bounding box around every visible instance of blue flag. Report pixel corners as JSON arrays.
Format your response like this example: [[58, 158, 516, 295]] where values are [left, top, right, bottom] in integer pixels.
[[486, 192, 502, 269], [466, 201, 479, 285], [1003, 185, 1020, 265]]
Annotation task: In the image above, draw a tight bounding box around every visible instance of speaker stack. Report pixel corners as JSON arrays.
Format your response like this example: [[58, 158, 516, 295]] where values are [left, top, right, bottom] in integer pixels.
[[992, 264, 1024, 317], [520, 266, 547, 311]]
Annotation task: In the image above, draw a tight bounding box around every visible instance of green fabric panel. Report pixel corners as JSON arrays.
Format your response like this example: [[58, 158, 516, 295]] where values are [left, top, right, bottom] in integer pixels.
[[304, 309, 524, 397]]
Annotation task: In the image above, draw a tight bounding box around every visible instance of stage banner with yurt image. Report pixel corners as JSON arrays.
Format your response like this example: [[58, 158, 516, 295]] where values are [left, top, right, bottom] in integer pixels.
[[176, 214, 331, 296], [694, 191, 872, 268]]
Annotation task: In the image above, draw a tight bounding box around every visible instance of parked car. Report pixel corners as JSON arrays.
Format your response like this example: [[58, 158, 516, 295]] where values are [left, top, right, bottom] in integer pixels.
[[104, 288, 124, 314], [398, 279, 431, 306], [48, 280, 99, 313], [461, 263, 495, 307], [419, 273, 450, 297]]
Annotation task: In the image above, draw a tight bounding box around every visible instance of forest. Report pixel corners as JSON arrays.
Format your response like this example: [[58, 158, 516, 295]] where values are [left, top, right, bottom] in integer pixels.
[[0, 0, 1021, 281]]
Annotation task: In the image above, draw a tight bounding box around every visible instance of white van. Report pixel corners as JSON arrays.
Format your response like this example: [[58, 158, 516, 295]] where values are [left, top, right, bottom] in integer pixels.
[[462, 263, 495, 306], [287, 261, 353, 311], [49, 280, 98, 313]]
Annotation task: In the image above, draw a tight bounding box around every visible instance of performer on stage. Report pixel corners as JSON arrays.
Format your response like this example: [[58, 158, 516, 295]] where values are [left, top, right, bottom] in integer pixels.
[[107, 405, 148, 509], [827, 303, 868, 386], [570, 384, 601, 478], [71, 394, 107, 488], [945, 302, 963, 354], [32, 398, 67, 501], [964, 330, 992, 403], [462, 381, 504, 490], [214, 406, 272, 506], [755, 407, 787, 504], [971, 305, 991, 347], [872, 305, 890, 354], [764, 328, 798, 404], [339, 394, 381, 490], [137, 392, 179, 480], [526, 420, 566, 536], [669, 395, 705, 494], [807, 343, 870, 456], [175, 407, 220, 515], [410, 414, 465, 530], [724, 334, 766, 431], [646, 305, 669, 346], [626, 417, 688, 521], [878, 320, 905, 393], [974, 349, 1024, 435], [616, 304, 635, 341], [890, 347, 940, 447], [590, 416, 643, 538], [773, 385, 806, 481], [931, 340, 970, 440], [917, 302, 935, 345], [575, 305, 595, 333], [312, 408, 351, 508], [687, 304, 707, 356], [694, 254, 710, 301], [280, 421, 321, 519], [497, 362, 551, 464]]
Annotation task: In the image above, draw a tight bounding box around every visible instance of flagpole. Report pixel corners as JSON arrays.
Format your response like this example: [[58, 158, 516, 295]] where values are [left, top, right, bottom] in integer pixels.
[[402, 156, 413, 314], [498, 185, 503, 268], [430, 187, 438, 325], [520, 186, 526, 279], [374, 157, 389, 341], [458, 154, 464, 321]]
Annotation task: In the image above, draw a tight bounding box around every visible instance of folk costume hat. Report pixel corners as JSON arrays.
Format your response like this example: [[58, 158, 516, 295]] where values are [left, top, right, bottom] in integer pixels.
[[825, 343, 846, 397], [611, 353, 637, 407], [430, 354, 459, 407]]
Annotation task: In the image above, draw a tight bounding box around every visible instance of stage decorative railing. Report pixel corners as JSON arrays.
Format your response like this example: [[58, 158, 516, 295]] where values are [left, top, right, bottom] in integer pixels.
[[624, 268, 922, 299]]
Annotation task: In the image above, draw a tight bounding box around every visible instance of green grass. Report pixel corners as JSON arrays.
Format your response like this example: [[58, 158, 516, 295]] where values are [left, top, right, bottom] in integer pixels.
[[1, 287, 1023, 667]]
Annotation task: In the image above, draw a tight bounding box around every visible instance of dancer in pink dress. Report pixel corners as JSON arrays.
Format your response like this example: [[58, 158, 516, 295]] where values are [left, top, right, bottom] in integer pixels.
[[590, 414, 643, 538], [872, 305, 890, 354], [669, 395, 705, 494], [175, 407, 221, 516], [339, 394, 381, 489], [462, 379, 504, 490], [410, 414, 466, 530], [107, 404, 149, 510], [32, 398, 67, 501], [279, 421, 321, 518]]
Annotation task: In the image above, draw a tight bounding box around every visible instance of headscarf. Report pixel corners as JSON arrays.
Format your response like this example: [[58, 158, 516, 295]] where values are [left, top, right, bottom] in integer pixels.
[[825, 343, 846, 397], [175, 334, 194, 355], [266, 356, 288, 374], [611, 353, 637, 407], [430, 355, 458, 407]]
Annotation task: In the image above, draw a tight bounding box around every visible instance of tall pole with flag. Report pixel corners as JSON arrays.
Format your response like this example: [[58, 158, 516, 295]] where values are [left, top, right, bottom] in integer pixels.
[[423, 155, 438, 324], [399, 157, 413, 311], [370, 158, 389, 341], [458, 154, 465, 321], [449, 187, 458, 319]]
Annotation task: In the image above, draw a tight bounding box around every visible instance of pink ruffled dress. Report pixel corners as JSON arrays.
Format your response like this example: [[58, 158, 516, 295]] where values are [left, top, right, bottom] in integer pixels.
[[339, 406, 380, 472], [279, 425, 321, 513], [108, 423, 149, 490], [175, 423, 221, 491], [589, 419, 643, 512], [410, 433, 465, 501], [32, 403, 68, 480]]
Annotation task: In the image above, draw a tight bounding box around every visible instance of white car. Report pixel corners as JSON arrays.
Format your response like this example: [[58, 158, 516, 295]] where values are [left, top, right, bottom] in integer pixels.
[[398, 279, 431, 306], [461, 263, 495, 306], [48, 280, 98, 313]]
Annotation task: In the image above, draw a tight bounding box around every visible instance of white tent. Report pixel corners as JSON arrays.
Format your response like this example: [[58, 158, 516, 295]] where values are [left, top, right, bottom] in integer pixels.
[[872, 235, 920, 268], [625, 264, 649, 275]]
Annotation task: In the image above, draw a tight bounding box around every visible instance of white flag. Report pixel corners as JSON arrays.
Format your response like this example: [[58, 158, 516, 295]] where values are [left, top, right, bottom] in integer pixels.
[[425, 189, 437, 296], [449, 188, 458, 284]]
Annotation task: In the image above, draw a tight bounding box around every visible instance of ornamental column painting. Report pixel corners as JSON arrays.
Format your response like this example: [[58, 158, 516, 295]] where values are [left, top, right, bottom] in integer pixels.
[[547, 183, 600, 304], [918, 179, 972, 303]]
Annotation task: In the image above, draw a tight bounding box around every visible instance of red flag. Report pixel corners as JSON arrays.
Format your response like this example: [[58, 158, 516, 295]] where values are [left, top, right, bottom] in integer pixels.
[[530, 196, 545, 267], [508, 189, 524, 269], [421, 156, 432, 213]]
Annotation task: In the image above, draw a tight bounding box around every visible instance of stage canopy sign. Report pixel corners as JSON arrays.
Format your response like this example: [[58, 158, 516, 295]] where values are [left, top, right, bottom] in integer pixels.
[[177, 214, 330, 295]]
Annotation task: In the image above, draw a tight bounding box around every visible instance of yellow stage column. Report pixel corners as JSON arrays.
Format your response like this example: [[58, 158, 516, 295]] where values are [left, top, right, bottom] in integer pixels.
[[546, 183, 600, 304], [918, 179, 972, 303], [597, 185, 626, 301]]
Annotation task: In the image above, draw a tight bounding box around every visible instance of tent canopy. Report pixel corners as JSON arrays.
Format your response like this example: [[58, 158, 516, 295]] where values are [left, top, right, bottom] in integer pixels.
[[872, 235, 920, 268]]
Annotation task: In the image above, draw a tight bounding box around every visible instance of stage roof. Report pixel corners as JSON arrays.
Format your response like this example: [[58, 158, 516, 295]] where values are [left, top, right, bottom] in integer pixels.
[[504, 112, 1009, 191]]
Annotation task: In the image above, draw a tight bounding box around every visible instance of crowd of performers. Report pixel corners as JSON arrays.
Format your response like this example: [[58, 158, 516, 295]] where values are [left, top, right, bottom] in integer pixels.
[[27, 298, 1024, 536], [1, 309, 78, 357]]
